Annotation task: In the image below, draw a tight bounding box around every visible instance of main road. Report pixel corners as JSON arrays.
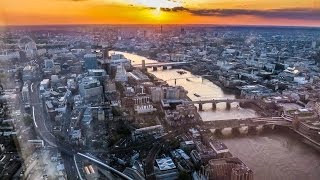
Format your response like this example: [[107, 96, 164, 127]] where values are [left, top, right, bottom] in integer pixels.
[[28, 80, 79, 179], [29, 81, 57, 147]]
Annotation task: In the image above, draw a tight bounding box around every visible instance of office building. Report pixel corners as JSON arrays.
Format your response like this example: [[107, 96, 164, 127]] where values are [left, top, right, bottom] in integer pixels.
[[79, 77, 103, 101], [44, 59, 54, 71], [84, 54, 98, 70], [133, 94, 157, 114], [163, 86, 187, 100], [22, 83, 29, 103], [131, 125, 164, 141], [115, 64, 128, 82], [128, 69, 150, 84], [88, 69, 108, 81], [164, 103, 199, 126], [204, 157, 253, 180], [155, 157, 179, 180], [22, 64, 40, 81], [150, 87, 164, 103]]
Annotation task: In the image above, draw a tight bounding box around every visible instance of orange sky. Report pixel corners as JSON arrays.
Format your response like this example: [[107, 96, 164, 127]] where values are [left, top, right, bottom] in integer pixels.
[[0, 0, 319, 26]]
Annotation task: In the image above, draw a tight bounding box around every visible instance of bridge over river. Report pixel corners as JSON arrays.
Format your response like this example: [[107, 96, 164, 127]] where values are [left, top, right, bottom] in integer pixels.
[[201, 117, 292, 132], [133, 61, 193, 71], [185, 99, 254, 111]]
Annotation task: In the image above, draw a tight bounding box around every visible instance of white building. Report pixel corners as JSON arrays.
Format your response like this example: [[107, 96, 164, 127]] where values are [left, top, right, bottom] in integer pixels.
[[131, 125, 164, 140], [23, 64, 39, 81], [115, 64, 128, 82], [79, 77, 103, 100], [22, 84, 29, 103]]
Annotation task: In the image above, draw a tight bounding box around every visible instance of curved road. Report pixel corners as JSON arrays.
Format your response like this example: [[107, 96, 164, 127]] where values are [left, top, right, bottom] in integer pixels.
[[29, 81, 58, 147], [28, 81, 79, 179]]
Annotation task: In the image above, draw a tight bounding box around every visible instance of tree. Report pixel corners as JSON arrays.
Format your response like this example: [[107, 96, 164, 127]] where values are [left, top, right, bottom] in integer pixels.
[[23, 115, 33, 126]]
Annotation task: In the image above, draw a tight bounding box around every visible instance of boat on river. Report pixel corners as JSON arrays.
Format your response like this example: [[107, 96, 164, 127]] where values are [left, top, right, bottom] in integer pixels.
[[194, 93, 201, 97], [177, 70, 187, 75]]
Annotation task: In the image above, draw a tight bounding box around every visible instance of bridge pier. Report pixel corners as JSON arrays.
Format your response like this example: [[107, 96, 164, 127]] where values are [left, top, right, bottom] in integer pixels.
[[248, 126, 257, 135], [232, 127, 241, 136], [142, 60, 146, 72], [212, 102, 216, 110], [152, 67, 157, 71], [256, 125, 264, 134], [163, 66, 167, 70], [198, 103, 203, 111], [239, 126, 249, 134], [226, 102, 231, 110], [213, 129, 222, 137]]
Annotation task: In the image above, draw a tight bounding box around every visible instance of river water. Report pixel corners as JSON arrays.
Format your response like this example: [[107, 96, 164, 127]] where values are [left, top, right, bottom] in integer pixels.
[[113, 51, 320, 180]]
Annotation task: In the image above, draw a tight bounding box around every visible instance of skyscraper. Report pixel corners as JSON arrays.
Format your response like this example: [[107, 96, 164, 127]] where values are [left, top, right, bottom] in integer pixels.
[[84, 54, 98, 70], [115, 64, 128, 82]]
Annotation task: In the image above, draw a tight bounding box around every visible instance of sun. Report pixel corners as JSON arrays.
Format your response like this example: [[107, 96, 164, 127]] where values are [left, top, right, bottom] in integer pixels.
[[133, 0, 181, 9]]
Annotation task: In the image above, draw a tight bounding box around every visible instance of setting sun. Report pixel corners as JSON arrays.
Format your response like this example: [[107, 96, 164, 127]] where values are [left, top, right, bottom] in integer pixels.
[[0, 0, 319, 26], [130, 0, 181, 9]]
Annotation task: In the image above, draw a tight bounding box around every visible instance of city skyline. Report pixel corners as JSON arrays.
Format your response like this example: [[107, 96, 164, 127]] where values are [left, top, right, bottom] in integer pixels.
[[1, 0, 320, 27]]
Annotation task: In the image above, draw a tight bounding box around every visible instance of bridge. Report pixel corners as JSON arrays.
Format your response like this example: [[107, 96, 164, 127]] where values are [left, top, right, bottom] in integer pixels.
[[201, 117, 292, 134], [185, 99, 254, 111], [133, 61, 192, 71]]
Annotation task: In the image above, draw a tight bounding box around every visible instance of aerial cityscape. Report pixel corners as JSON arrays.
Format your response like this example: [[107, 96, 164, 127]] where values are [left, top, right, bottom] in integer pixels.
[[0, 1, 320, 180]]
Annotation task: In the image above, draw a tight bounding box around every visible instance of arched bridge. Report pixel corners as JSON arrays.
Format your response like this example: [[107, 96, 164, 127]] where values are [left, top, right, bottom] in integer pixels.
[[134, 61, 193, 71], [185, 99, 254, 111]]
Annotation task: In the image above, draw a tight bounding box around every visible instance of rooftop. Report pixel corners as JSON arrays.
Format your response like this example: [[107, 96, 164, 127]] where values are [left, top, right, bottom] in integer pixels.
[[156, 157, 176, 171]]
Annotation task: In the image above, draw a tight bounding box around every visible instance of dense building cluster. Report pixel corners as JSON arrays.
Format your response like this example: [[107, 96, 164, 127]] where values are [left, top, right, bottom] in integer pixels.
[[0, 25, 320, 179]]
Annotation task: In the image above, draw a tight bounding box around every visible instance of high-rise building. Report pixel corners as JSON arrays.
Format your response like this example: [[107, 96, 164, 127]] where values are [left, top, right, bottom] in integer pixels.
[[311, 41, 317, 49], [115, 64, 128, 82], [103, 48, 110, 59], [79, 77, 103, 101], [84, 54, 98, 70], [88, 69, 108, 81], [44, 59, 54, 71], [21, 83, 29, 103]]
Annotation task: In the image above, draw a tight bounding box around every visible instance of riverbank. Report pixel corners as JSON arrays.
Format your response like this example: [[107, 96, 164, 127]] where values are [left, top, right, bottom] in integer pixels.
[[113, 50, 260, 121], [114, 50, 320, 179]]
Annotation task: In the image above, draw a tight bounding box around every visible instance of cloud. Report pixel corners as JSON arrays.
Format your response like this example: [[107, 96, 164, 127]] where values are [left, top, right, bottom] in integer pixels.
[[159, 7, 320, 20]]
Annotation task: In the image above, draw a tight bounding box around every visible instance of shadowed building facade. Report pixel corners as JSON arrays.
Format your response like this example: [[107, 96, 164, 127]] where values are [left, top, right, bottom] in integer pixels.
[[204, 157, 253, 180]]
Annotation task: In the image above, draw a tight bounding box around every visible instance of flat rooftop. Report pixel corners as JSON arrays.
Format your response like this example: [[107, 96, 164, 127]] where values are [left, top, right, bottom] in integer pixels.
[[156, 157, 176, 171]]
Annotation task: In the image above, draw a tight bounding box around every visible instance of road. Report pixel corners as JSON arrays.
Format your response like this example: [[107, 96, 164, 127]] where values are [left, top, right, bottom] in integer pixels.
[[29, 81, 58, 147], [145, 143, 161, 180], [28, 80, 79, 179]]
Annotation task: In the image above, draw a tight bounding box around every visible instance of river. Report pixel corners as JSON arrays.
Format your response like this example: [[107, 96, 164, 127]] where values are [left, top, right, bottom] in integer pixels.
[[112, 51, 320, 180]]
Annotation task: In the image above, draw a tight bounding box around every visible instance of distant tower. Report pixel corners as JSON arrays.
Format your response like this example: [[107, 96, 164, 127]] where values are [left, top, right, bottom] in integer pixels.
[[292, 115, 300, 130], [142, 60, 146, 71], [181, 28, 185, 35], [160, 25, 163, 34], [311, 41, 317, 49], [103, 48, 109, 60], [84, 54, 98, 70]]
